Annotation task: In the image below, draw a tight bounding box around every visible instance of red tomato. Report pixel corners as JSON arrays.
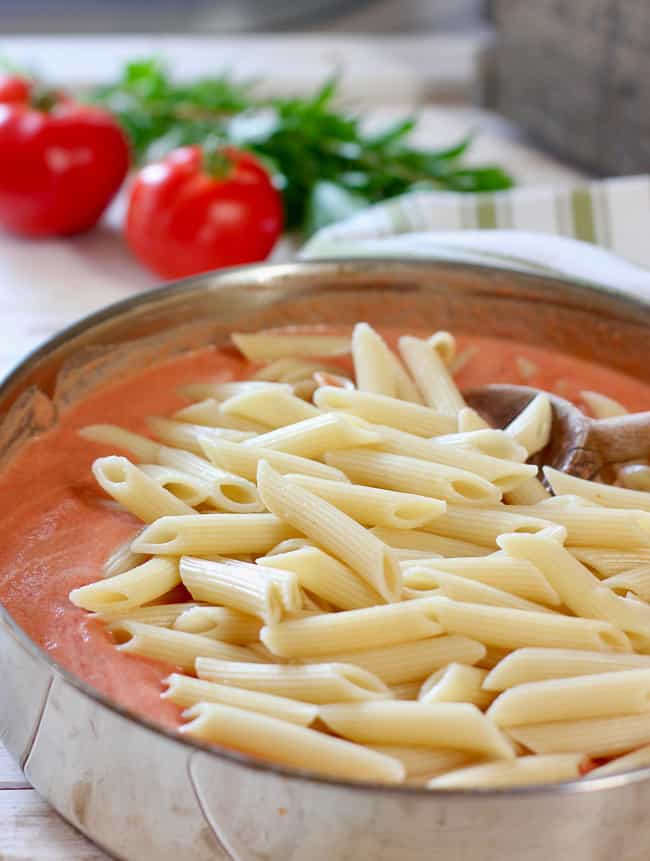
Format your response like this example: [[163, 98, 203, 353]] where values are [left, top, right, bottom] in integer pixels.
[[0, 75, 32, 104], [0, 88, 130, 237], [126, 145, 283, 279]]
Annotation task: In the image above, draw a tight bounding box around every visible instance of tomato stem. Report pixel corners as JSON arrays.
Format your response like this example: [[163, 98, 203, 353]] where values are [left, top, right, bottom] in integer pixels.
[[201, 140, 233, 179]]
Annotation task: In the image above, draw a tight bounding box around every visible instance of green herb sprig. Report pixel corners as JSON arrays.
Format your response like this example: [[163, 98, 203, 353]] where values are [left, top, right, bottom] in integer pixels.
[[92, 59, 514, 234]]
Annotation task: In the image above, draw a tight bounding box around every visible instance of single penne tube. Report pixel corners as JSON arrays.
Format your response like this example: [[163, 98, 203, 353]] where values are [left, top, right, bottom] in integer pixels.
[[285, 474, 445, 529], [246, 413, 380, 459], [200, 437, 349, 483], [163, 673, 318, 726], [92, 456, 195, 522], [195, 658, 391, 703], [434, 430, 528, 462], [603, 566, 650, 601], [132, 513, 296, 557], [419, 664, 494, 709], [371, 527, 488, 558], [102, 532, 147, 578], [580, 390, 628, 419], [139, 464, 213, 507], [260, 599, 443, 658], [79, 424, 161, 462], [508, 713, 650, 757], [368, 745, 475, 778], [505, 394, 552, 456], [173, 606, 263, 644], [422, 504, 556, 548], [182, 702, 405, 784], [428, 754, 586, 789], [586, 744, 650, 778], [619, 464, 650, 492], [147, 417, 254, 456], [504, 477, 551, 506], [173, 398, 268, 433], [488, 669, 650, 727], [231, 331, 351, 360], [424, 596, 632, 653], [371, 424, 538, 492], [108, 621, 259, 672], [253, 357, 342, 384], [180, 556, 301, 624], [398, 334, 466, 414], [94, 602, 200, 627], [156, 446, 263, 513], [457, 407, 489, 432], [402, 552, 561, 606], [220, 388, 320, 428], [388, 682, 422, 700], [544, 466, 650, 513], [403, 569, 556, 615], [508, 496, 650, 548], [483, 648, 650, 692], [70, 557, 180, 614], [319, 701, 514, 759], [498, 533, 650, 641], [351, 322, 396, 397], [258, 545, 381, 610], [324, 449, 501, 507], [257, 461, 401, 602], [179, 381, 291, 403], [571, 547, 650, 578], [313, 386, 455, 436], [301, 635, 486, 685]]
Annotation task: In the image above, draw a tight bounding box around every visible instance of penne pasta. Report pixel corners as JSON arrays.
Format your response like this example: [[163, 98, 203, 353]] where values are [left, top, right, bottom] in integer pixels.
[[428, 754, 586, 789], [179, 381, 291, 403], [132, 513, 296, 557], [173, 398, 268, 433], [139, 463, 213, 507], [70, 557, 180, 614], [483, 648, 650, 691], [487, 669, 650, 727], [101, 532, 147, 578], [79, 424, 161, 462], [261, 598, 444, 658], [313, 386, 455, 436], [181, 702, 405, 784], [247, 413, 380, 459], [457, 407, 489, 432], [147, 417, 254, 455], [434, 429, 529, 462], [571, 547, 650, 578], [324, 449, 501, 507], [586, 744, 650, 778], [544, 466, 650, 513], [195, 657, 391, 703], [398, 334, 466, 414], [200, 437, 349, 483], [508, 713, 650, 757], [402, 552, 560, 606], [371, 424, 538, 492], [603, 566, 650, 601], [301, 635, 486, 685], [368, 745, 475, 778], [257, 461, 401, 602], [505, 394, 552, 456], [619, 464, 650, 492], [285, 474, 445, 529], [387, 682, 422, 701], [108, 621, 259, 672], [94, 601, 199, 627], [504, 477, 551, 506], [92, 456, 194, 522], [419, 663, 494, 709], [320, 701, 514, 759], [580, 390, 627, 419], [252, 357, 342, 384], [424, 596, 632, 653], [351, 322, 400, 398], [180, 556, 301, 624], [163, 673, 318, 726], [173, 606, 262, 644], [422, 504, 556, 548], [220, 387, 320, 428], [371, 527, 488, 558], [232, 331, 351, 360], [258, 545, 382, 610]]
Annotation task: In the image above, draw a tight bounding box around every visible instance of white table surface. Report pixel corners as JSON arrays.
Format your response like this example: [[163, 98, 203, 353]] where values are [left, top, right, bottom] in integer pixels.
[[0, 33, 585, 860]]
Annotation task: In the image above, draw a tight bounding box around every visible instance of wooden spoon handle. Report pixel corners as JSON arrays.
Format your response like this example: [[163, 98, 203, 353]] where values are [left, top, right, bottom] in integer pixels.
[[588, 412, 650, 464]]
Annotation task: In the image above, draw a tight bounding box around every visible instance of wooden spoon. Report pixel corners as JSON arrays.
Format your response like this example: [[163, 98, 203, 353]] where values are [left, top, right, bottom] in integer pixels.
[[464, 384, 650, 480]]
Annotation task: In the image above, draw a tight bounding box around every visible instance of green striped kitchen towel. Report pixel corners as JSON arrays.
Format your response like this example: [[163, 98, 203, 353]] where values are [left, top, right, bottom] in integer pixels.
[[301, 175, 650, 296]]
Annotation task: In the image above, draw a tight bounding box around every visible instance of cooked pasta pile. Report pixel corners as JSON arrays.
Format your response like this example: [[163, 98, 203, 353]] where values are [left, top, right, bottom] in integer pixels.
[[71, 323, 650, 788]]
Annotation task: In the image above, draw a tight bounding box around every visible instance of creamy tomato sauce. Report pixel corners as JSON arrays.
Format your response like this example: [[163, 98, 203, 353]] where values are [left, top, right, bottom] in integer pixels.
[[1, 330, 649, 731]]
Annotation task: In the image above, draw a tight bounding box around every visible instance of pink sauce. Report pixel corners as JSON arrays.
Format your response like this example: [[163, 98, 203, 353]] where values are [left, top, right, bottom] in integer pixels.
[[0, 331, 649, 731]]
